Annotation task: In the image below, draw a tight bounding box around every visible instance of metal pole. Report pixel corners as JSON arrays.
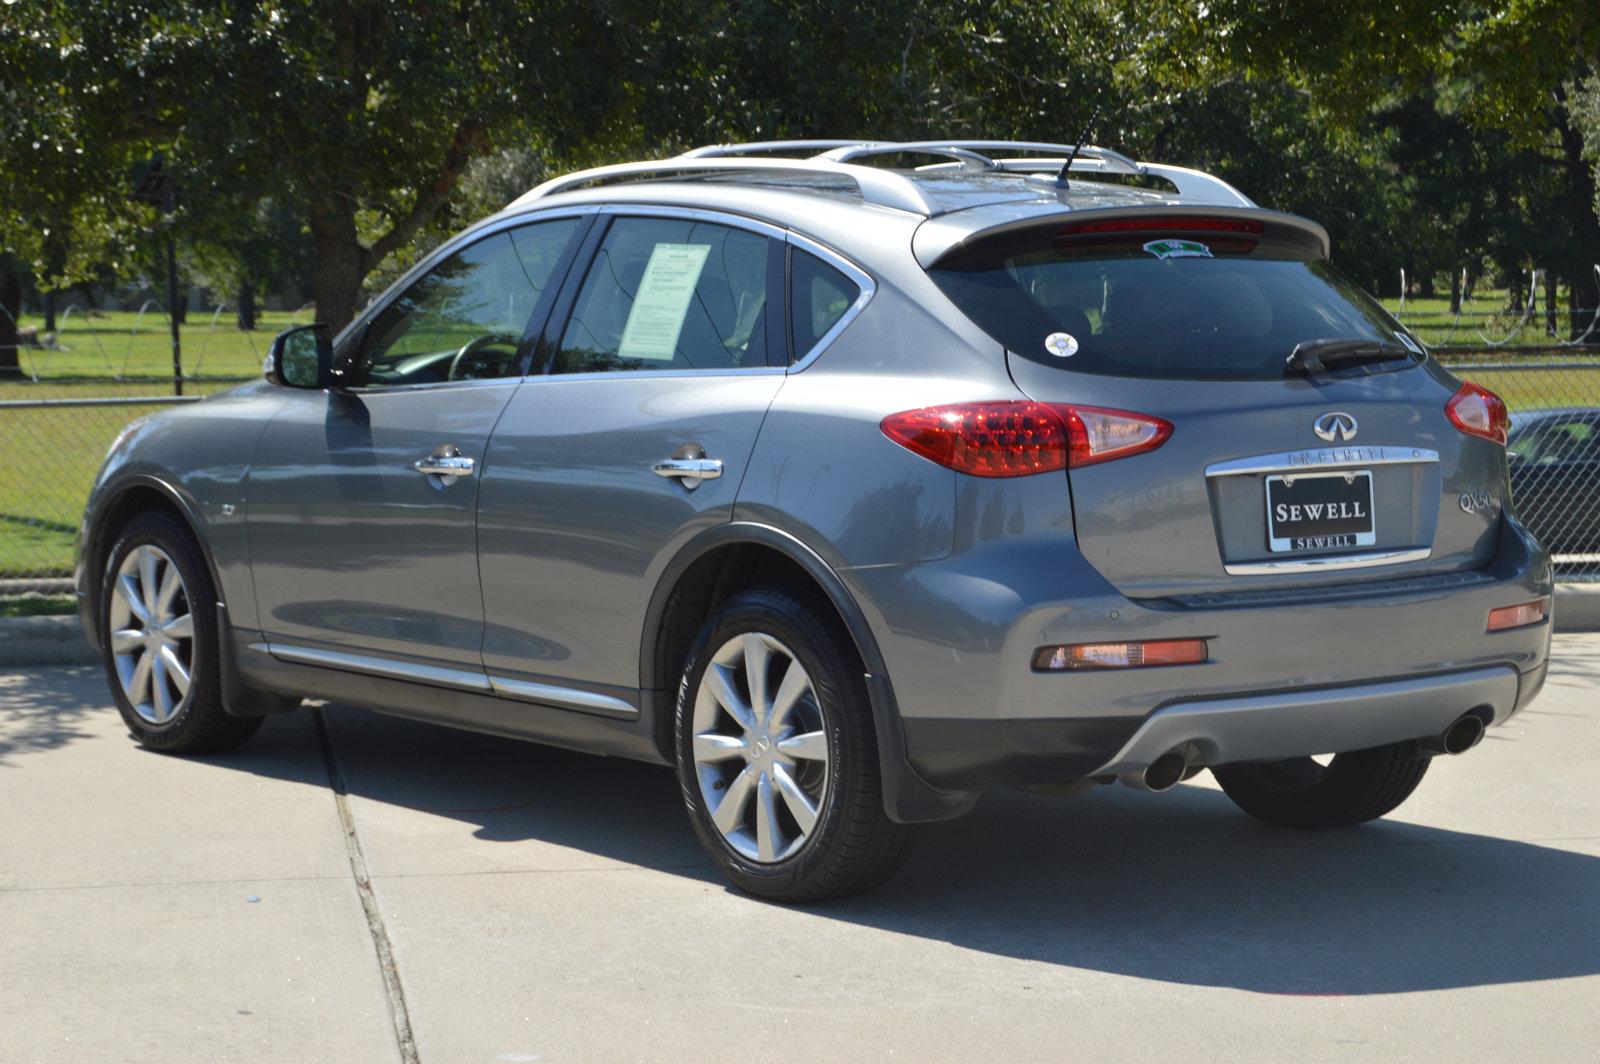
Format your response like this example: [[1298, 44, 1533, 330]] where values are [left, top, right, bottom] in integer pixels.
[[164, 177, 183, 396]]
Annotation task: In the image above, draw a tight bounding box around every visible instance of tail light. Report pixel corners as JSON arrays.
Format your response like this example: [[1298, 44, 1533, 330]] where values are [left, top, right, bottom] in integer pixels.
[[1033, 639, 1208, 671], [1446, 382, 1510, 446], [880, 401, 1171, 477]]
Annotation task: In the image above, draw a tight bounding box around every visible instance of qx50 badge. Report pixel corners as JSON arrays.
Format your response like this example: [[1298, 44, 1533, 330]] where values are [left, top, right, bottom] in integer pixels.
[[1313, 411, 1358, 442]]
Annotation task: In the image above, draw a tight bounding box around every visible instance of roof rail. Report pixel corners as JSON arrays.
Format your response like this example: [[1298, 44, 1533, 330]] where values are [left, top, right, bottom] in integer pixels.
[[513, 139, 1253, 214], [680, 140, 864, 158], [511, 157, 937, 214]]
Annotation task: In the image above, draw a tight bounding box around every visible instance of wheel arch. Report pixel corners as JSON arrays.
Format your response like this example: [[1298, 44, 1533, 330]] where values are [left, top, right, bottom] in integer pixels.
[[81, 475, 221, 650], [640, 521, 975, 823]]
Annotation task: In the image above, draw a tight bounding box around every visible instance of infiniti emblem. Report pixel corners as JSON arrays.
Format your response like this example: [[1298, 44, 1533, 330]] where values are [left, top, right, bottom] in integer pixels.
[[1313, 411, 1358, 442]]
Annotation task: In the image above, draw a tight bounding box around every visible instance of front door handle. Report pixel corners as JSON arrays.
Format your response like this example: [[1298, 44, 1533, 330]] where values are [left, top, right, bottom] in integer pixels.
[[653, 454, 723, 490], [414, 444, 475, 481]]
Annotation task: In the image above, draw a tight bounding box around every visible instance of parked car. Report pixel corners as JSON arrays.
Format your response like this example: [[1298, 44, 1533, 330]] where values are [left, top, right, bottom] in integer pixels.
[[77, 140, 1553, 901], [1508, 407, 1600, 559]]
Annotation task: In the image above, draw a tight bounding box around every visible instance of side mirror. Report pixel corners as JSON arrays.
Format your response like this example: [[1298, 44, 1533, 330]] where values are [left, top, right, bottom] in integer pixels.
[[265, 324, 333, 389]]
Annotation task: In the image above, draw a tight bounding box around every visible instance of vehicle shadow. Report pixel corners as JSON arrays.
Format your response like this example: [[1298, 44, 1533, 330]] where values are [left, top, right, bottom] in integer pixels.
[[306, 702, 1600, 997]]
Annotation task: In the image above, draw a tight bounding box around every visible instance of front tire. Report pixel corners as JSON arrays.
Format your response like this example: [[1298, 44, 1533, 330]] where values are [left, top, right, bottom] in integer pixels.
[[674, 588, 914, 902], [1212, 742, 1431, 829], [99, 511, 262, 755]]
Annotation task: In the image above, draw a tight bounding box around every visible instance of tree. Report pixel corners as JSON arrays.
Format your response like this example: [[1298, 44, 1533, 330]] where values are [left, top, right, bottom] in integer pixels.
[[8, 2, 639, 332]]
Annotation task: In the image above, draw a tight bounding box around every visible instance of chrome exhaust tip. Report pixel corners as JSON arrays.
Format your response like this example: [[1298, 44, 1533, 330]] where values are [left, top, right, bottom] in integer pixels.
[[1125, 749, 1190, 793], [1418, 712, 1488, 756]]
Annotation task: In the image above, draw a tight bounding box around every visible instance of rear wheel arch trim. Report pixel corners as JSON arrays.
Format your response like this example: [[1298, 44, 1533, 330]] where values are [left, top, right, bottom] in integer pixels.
[[640, 521, 975, 823]]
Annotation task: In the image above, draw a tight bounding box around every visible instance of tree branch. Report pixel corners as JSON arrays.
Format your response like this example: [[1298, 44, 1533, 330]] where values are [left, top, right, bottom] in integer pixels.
[[362, 119, 488, 271]]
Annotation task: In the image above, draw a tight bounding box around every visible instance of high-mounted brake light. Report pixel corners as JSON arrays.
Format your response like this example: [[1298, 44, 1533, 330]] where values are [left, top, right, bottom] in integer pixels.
[[1057, 216, 1265, 237], [879, 402, 1171, 477], [1445, 381, 1510, 446]]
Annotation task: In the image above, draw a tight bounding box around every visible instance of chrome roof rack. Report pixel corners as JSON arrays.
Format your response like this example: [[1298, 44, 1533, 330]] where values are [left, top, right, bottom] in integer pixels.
[[512, 139, 1253, 215]]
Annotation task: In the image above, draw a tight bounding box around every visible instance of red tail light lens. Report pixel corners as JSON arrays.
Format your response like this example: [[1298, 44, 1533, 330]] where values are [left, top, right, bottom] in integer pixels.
[[1446, 382, 1510, 446], [880, 402, 1171, 477]]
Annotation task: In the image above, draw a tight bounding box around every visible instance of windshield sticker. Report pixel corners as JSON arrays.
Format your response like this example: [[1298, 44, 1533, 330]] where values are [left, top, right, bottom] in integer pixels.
[[617, 243, 712, 361], [1143, 238, 1213, 260], [1044, 332, 1079, 358]]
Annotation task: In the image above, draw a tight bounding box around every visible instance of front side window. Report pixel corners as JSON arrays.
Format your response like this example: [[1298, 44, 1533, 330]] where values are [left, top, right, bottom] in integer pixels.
[[553, 216, 772, 374], [357, 218, 579, 388]]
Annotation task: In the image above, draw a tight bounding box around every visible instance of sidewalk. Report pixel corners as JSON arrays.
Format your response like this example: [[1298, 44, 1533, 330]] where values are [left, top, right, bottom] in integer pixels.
[[4, 641, 1599, 1063]]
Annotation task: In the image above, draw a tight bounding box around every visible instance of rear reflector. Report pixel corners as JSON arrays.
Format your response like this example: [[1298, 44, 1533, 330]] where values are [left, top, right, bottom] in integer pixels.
[[1446, 381, 1510, 446], [1486, 598, 1548, 632], [1033, 639, 1208, 671], [880, 401, 1171, 477]]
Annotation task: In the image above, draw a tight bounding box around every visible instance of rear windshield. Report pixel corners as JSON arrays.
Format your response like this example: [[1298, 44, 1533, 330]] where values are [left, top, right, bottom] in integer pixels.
[[929, 227, 1418, 381]]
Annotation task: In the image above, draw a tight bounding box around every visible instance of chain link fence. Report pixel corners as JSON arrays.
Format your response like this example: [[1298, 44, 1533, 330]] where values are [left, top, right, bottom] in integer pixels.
[[3, 350, 1599, 599]]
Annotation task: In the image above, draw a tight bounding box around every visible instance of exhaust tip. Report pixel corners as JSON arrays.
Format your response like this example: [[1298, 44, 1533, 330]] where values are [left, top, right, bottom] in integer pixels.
[[1141, 750, 1189, 793], [1441, 713, 1486, 755]]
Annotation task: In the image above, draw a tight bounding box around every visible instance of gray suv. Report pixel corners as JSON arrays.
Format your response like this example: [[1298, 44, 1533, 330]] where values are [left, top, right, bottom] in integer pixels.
[[76, 140, 1553, 901]]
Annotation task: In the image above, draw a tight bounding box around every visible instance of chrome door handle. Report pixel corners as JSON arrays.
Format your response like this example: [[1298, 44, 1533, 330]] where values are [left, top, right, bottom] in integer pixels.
[[652, 457, 723, 487], [413, 445, 475, 479]]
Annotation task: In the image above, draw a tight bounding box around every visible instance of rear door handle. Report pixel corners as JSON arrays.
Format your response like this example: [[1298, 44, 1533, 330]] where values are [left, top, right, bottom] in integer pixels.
[[652, 457, 723, 488]]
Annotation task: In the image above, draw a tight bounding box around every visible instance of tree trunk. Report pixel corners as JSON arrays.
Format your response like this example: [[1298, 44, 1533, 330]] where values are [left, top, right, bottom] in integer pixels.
[[236, 282, 257, 331], [0, 266, 22, 379], [1576, 259, 1599, 341], [1449, 269, 1462, 315], [43, 290, 56, 333], [1544, 271, 1558, 337], [1419, 272, 1436, 300], [309, 197, 366, 333]]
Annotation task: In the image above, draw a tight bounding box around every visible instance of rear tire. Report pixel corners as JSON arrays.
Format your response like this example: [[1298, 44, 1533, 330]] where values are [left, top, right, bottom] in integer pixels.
[[674, 588, 914, 902], [1212, 742, 1430, 829], [99, 511, 262, 755]]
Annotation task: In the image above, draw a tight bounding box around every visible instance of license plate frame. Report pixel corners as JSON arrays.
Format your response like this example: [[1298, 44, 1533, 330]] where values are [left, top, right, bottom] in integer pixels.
[[1265, 470, 1376, 553]]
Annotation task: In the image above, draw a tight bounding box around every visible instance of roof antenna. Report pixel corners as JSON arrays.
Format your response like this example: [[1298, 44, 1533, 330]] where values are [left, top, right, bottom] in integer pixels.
[[1057, 102, 1103, 185]]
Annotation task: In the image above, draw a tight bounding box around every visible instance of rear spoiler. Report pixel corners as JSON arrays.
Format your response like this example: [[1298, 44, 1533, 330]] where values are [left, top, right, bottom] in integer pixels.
[[914, 206, 1332, 268]]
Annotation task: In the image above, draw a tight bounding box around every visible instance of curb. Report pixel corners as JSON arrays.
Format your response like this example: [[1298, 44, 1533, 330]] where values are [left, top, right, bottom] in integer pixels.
[[0, 615, 99, 667], [1, 583, 1596, 670], [1555, 583, 1600, 633]]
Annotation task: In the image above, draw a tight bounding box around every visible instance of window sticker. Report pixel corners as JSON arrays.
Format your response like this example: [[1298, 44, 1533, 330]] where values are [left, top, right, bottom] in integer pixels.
[[617, 243, 712, 361], [1143, 238, 1213, 260], [1044, 331, 1079, 358]]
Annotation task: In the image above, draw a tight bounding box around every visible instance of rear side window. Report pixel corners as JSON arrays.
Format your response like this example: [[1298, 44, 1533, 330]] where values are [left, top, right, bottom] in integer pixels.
[[929, 224, 1416, 381], [789, 249, 860, 360], [554, 216, 772, 374]]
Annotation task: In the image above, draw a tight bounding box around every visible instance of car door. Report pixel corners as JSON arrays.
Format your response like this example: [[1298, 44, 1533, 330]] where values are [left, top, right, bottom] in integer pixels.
[[476, 209, 788, 707], [247, 215, 588, 678]]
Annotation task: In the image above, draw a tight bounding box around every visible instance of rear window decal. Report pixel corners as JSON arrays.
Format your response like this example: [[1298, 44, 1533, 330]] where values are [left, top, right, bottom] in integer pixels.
[[1143, 238, 1213, 260], [1044, 332, 1079, 358]]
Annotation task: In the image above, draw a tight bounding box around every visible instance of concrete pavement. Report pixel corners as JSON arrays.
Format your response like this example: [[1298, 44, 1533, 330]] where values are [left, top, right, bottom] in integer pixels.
[[3, 639, 1598, 1063]]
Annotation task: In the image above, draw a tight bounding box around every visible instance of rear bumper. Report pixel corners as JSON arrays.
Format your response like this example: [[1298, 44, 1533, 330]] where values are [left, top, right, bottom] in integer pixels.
[[847, 515, 1553, 794]]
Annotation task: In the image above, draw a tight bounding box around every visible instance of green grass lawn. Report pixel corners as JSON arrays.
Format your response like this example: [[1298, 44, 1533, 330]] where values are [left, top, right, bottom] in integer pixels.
[[2, 299, 1598, 584]]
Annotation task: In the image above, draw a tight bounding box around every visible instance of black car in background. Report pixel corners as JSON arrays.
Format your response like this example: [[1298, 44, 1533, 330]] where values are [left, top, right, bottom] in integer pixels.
[[1508, 408, 1600, 559]]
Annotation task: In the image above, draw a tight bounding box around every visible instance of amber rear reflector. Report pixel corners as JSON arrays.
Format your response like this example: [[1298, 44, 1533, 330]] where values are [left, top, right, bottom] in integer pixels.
[[1487, 599, 1548, 632], [1033, 639, 1208, 671]]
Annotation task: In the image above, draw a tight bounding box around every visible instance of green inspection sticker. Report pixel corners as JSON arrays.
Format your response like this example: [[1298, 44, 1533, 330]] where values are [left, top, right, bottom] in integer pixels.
[[1143, 238, 1213, 260]]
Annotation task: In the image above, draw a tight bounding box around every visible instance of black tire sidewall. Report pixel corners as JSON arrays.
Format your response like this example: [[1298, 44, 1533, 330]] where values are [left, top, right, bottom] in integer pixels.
[[99, 512, 220, 748], [673, 589, 866, 898]]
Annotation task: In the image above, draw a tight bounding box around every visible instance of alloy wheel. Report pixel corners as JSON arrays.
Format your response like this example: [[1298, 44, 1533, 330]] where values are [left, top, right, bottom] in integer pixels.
[[107, 544, 195, 725], [691, 632, 830, 863]]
